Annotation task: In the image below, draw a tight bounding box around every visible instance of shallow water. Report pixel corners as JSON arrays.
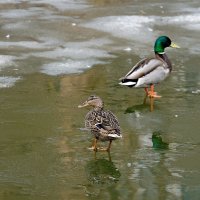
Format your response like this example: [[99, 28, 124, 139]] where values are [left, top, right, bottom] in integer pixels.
[[0, 0, 200, 199]]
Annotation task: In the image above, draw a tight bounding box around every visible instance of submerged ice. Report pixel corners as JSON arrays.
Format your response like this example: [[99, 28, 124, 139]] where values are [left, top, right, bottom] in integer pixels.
[[0, 76, 20, 88], [0, 0, 199, 78], [39, 38, 114, 76]]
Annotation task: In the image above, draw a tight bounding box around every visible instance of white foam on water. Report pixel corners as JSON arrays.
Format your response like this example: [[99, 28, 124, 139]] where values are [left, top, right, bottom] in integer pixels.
[[189, 44, 200, 55], [0, 0, 20, 3], [162, 14, 200, 31], [192, 89, 200, 94], [138, 134, 152, 147], [0, 55, 16, 70], [81, 14, 199, 58], [83, 14, 200, 42], [160, 13, 200, 54], [0, 37, 60, 50], [171, 172, 183, 178], [164, 14, 200, 24], [0, 6, 55, 19], [82, 15, 155, 42], [0, 76, 21, 88], [41, 59, 105, 76], [123, 47, 132, 52], [0, 41, 47, 50], [0, 9, 36, 19], [74, 38, 113, 48], [185, 23, 200, 31], [33, 38, 114, 59], [38, 38, 114, 75], [2, 21, 29, 31], [34, 45, 113, 59], [37, 37, 64, 48], [30, 0, 91, 11], [166, 184, 182, 197]]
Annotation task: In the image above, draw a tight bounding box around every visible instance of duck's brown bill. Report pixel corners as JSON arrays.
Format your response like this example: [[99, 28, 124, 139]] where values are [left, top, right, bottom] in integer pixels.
[[78, 101, 89, 108]]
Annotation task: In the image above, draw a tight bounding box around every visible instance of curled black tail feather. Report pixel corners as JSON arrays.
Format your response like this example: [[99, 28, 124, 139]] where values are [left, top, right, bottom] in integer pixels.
[[120, 78, 138, 87]]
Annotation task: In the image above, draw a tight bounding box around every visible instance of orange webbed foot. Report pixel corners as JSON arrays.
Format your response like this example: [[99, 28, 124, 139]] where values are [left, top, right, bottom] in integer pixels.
[[148, 91, 162, 98], [148, 85, 162, 98], [88, 146, 98, 152]]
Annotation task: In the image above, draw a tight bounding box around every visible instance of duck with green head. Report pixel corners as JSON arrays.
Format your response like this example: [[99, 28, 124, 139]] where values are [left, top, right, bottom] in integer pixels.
[[119, 36, 180, 98]]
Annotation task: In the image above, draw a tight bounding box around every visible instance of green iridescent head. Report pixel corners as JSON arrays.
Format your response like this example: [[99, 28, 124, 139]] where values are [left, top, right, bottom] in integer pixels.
[[154, 36, 172, 54], [154, 36, 180, 54]]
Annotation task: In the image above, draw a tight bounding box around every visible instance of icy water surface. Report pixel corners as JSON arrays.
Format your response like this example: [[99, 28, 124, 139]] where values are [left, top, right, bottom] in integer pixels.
[[0, 0, 200, 199]]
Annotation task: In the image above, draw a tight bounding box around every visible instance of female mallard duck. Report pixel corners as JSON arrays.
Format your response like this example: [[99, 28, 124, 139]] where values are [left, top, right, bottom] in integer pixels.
[[78, 95, 122, 152], [119, 36, 180, 98]]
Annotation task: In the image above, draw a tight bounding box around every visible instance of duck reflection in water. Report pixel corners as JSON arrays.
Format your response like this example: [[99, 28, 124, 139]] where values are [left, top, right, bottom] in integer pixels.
[[85, 156, 121, 185], [125, 95, 156, 113], [152, 131, 169, 150]]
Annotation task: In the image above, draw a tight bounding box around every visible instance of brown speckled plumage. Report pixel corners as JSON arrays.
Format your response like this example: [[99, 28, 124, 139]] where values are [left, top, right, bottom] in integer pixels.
[[78, 95, 122, 151]]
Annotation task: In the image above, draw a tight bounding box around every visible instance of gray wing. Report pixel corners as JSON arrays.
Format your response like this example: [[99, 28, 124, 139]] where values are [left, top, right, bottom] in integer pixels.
[[136, 66, 170, 87], [121, 58, 165, 80]]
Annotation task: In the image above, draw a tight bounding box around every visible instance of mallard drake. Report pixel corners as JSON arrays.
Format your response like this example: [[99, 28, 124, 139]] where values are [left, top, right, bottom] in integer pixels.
[[119, 36, 180, 98], [78, 95, 122, 152]]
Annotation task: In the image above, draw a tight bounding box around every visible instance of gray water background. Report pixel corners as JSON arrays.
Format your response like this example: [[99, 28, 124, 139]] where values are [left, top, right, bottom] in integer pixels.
[[0, 0, 200, 199]]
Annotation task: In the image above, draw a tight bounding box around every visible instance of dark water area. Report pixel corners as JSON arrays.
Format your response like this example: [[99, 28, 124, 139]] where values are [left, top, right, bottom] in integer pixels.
[[0, 0, 200, 199]]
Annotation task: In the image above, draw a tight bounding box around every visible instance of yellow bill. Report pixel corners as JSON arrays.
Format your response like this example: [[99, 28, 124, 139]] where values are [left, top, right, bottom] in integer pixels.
[[170, 42, 180, 48]]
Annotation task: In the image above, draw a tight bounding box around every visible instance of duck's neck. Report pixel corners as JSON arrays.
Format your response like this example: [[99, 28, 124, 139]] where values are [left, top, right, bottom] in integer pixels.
[[155, 52, 172, 71], [94, 107, 103, 112]]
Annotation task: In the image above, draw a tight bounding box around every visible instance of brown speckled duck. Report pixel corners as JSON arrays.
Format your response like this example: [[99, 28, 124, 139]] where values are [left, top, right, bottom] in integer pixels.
[[78, 95, 122, 152]]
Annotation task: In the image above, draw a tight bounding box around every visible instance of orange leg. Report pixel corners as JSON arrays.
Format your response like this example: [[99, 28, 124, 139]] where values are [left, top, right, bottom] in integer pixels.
[[107, 140, 112, 152], [150, 96, 154, 112], [88, 138, 98, 152], [148, 85, 161, 98]]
